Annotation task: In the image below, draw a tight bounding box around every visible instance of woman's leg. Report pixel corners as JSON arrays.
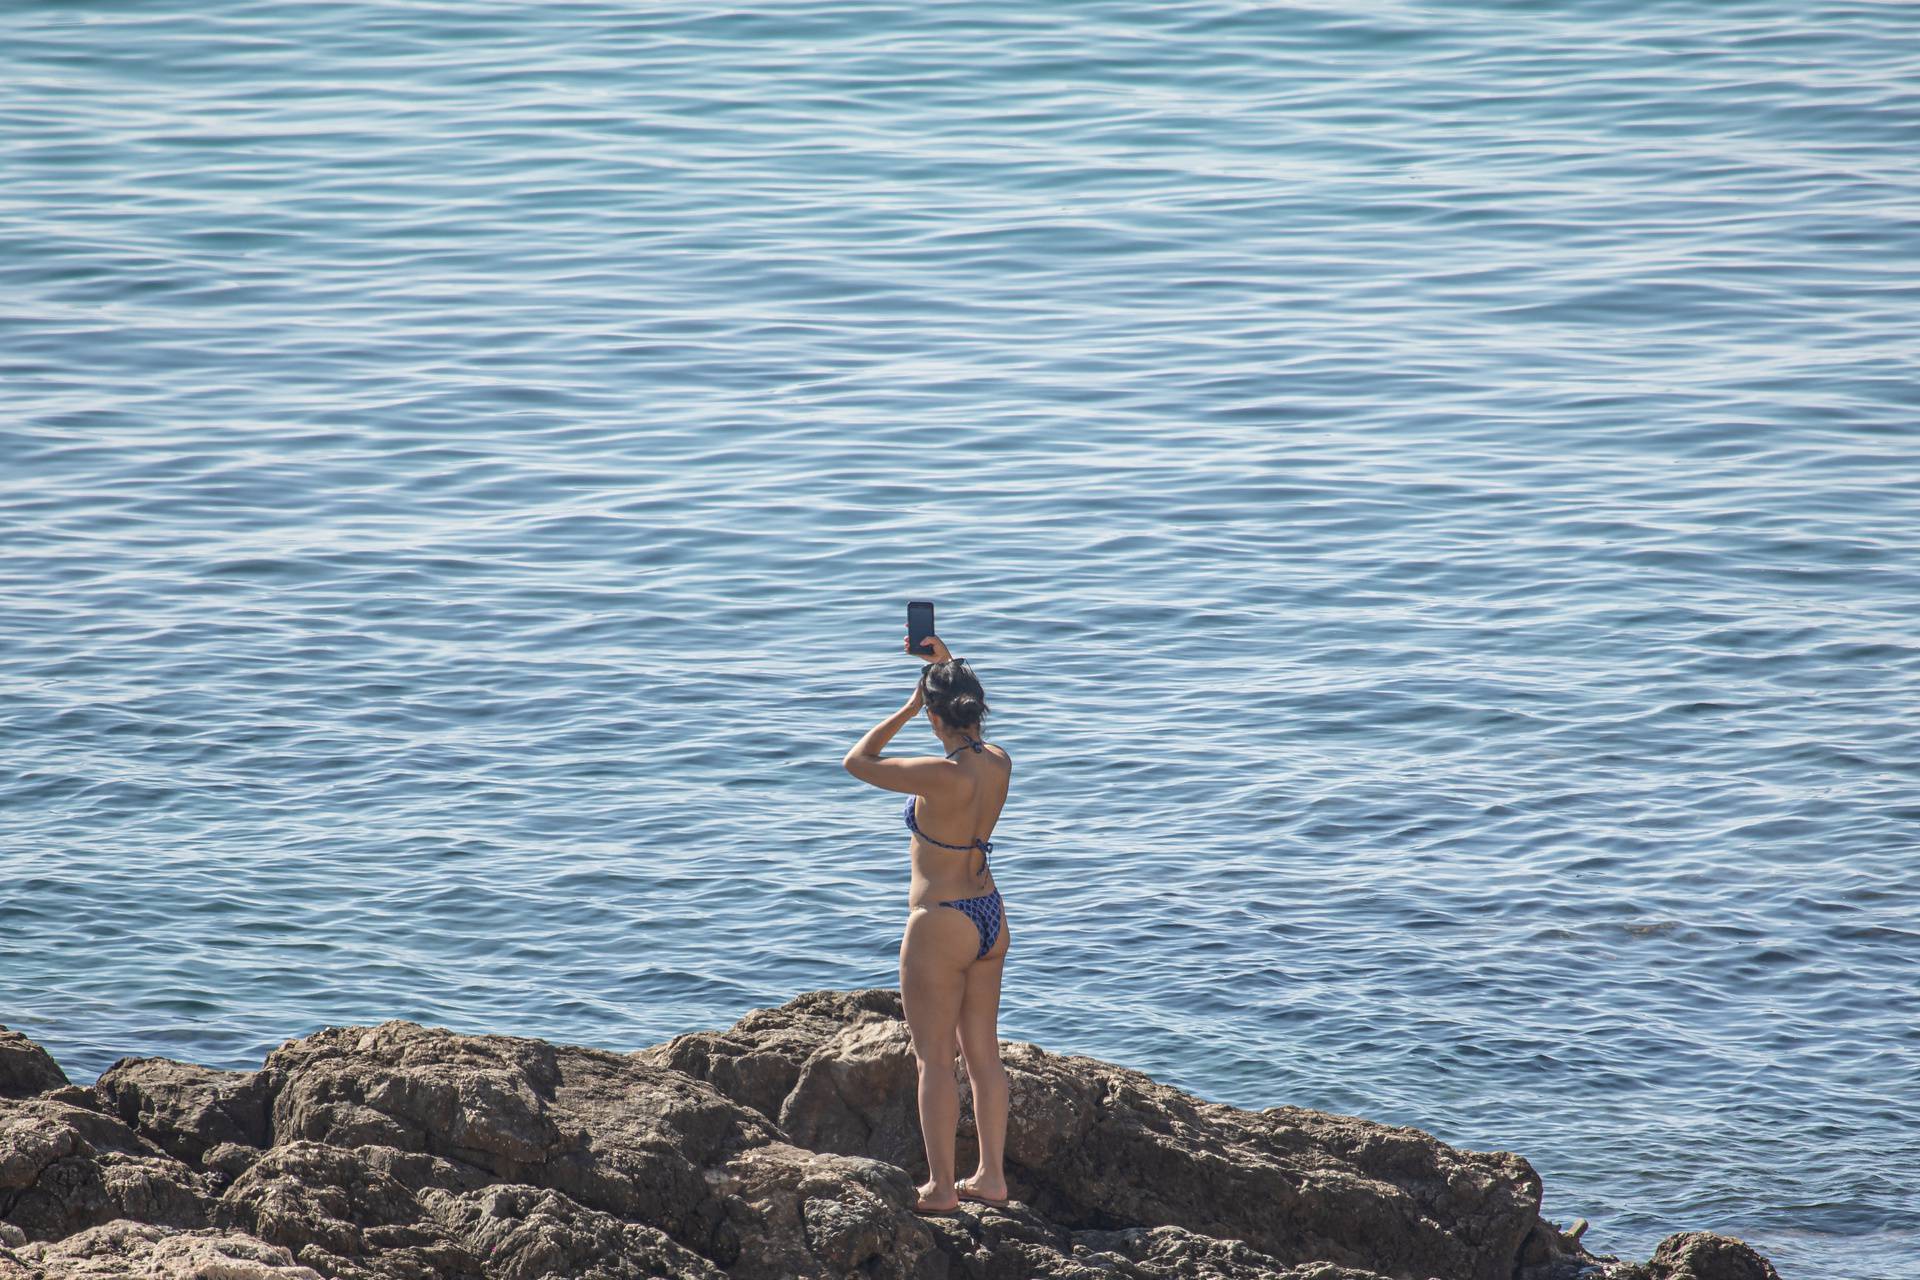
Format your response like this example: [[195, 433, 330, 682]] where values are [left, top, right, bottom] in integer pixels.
[[899, 906, 974, 1208], [957, 907, 1010, 1197]]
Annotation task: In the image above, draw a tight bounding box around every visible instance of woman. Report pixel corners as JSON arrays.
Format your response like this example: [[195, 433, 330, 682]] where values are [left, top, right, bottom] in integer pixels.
[[841, 631, 1013, 1215]]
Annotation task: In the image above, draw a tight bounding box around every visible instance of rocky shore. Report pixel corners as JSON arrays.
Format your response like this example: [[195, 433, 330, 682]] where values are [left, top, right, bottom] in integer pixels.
[[3, 989, 1778, 1279]]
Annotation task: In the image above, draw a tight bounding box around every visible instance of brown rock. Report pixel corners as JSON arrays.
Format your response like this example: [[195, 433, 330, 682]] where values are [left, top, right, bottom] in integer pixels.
[[4, 1218, 324, 1278], [263, 1023, 567, 1172], [94, 1056, 271, 1165], [703, 1140, 944, 1279], [418, 1183, 727, 1280], [1600, 1230, 1783, 1280], [680, 991, 1539, 1280], [1070, 1223, 1401, 1280], [256, 1018, 781, 1265], [0, 1096, 209, 1242], [0, 1031, 66, 1102], [214, 1139, 485, 1278], [778, 1017, 937, 1163], [631, 986, 903, 1127], [0, 992, 1784, 1280], [204, 1139, 267, 1188]]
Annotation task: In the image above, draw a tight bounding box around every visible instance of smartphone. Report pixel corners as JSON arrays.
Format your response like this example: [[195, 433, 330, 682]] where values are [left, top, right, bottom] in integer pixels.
[[907, 600, 936, 658]]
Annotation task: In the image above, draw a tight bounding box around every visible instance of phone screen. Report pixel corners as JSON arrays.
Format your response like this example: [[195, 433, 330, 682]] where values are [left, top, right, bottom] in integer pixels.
[[907, 600, 935, 657]]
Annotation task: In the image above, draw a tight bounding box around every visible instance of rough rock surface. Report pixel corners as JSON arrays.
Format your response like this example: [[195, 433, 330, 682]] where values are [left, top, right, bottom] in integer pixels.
[[0, 1031, 66, 1103], [0, 1218, 324, 1278], [216, 1139, 489, 1278], [94, 1056, 271, 1166], [0, 1095, 211, 1241], [420, 1183, 728, 1280], [0, 990, 1782, 1280], [1601, 1230, 1783, 1280]]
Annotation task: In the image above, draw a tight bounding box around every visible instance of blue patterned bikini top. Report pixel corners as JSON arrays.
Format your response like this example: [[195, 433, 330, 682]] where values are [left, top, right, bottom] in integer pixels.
[[903, 734, 994, 876]]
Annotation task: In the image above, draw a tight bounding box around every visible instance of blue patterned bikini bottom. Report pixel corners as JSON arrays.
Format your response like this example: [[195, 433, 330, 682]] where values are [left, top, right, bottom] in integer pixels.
[[937, 888, 1003, 960]]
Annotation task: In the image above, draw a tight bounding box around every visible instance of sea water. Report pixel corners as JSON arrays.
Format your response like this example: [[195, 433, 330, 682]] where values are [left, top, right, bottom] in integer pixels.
[[4, 4, 1917, 1276]]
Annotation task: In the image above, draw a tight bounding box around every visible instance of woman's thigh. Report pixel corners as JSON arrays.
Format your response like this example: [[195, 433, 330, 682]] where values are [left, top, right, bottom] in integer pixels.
[[957, 912, 1008, 1067], [898, 906, 976, 1055]]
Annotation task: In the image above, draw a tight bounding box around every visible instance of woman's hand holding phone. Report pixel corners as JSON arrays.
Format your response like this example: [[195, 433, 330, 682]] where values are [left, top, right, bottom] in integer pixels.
[[904, 632, 952, 664]]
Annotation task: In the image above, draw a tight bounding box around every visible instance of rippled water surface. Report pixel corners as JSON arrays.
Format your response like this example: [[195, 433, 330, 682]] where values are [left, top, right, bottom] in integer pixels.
[[5, 3, 1919, 1276]]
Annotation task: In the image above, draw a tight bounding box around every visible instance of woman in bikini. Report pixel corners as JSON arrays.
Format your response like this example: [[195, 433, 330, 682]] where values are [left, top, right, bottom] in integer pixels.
[[842, 631, 1013, 1215]]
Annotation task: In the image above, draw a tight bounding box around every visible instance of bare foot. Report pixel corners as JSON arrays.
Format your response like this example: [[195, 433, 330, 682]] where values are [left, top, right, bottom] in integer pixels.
[[956, 1173, 1008, 1201], [913, 1179, 959, 1212]]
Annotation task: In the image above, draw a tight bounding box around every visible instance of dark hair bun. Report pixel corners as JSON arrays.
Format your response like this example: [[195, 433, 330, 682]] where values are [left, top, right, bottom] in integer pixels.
[[923, 659, 990, 729]]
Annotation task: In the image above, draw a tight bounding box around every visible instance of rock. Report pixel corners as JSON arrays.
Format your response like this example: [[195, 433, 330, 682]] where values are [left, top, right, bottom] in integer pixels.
[[261, 1023, 569, 1173], [631, 986, 903, 1127], [418, 1183, 728, 1280], [1070, 1224, 1401, 1280], [1599, 1230, 1783, 1280], [38, 1085, 103, 1112], [214, 1139, 486, 1279], [3, 1218, 324, 1278], [779, 1017, 932, 1161], [702, 1140, 944, 1278], [681, 995, 1538, 1280], [256, 1017, 782, 1266], [205, 1140, 267, 1189], [0, 1031, 66, 1101], [1516, 1215, 1597, 1278], [0, 1096, 210, 1242], [0, 996, 1782, 1280], [94, 1057, 271, 1166]]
